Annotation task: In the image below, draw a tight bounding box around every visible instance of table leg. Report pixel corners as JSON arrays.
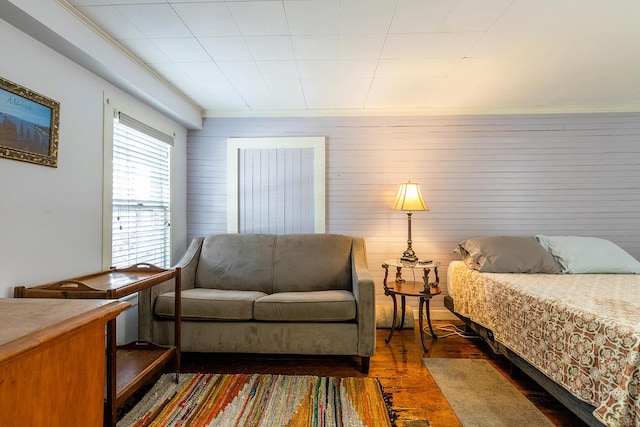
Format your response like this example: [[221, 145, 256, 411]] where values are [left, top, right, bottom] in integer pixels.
[[425, 297, 437, 339], [418, 298, 428, 352], [418, 297, 438, 353], [399, 295, 406, 331], [105, 318, 117, 427], [385, 293, 398, 344], [174, 268, 181, 383]]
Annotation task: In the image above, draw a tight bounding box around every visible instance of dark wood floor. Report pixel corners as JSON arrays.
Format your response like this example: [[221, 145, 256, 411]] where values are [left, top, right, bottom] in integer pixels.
[[179, 320, 587, 427]]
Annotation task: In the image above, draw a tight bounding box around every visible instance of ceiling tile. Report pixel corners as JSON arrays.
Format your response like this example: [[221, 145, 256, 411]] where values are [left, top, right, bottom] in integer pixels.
[[168, 0, 229, 3], [200, 37, 253, 61], [382, 33, 480, 59], [470, 29, 565, 58], [297, 60, 337, 80], [292, 36, 338, 60], [172, 3, 240, 37], [449, 57, 549, 106], [375, 59, 460, 79], [151, 38, 211, 62], [338, 34, 386, 59], [177, 62, 228, 83], [227, 1, 288, 36], [116, 4, 191, 38], [439, 0, 513, 33], [338, 0, 397, 34], [490, 0, 563, 33], [335, 79, 371, 109], [244, 36, 295, 60], [366, 77, 449, 109], [234, 80, 277, 110], [336, 60, 378, 79], [256, 61, 300, 80], [390, 0, 455, 33], [265, 80, 306, 109], [547, 57, 640, 107], [151, 63, 205, 98], [216, 61, 264, 86], [181, 67, 248, 110], [109, 0, 160, 4], [71, 0, 111, 5], [77, 6, 145, 39], [284, 0, 340, 35], [381, 33, 434, 59], [302, 79, 336, 109], [122, 39, 172, 64]]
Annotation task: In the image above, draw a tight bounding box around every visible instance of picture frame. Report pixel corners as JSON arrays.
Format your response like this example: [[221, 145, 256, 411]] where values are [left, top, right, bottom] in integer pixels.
[[0, 77, 60, 167]]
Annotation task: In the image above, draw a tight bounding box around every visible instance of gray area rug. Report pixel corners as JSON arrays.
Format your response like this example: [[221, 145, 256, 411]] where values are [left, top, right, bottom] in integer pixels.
[[422, 358, 554, 427]]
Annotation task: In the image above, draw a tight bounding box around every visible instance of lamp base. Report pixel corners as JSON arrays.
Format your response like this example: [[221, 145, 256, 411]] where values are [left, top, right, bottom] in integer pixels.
[[400, 248, 418, 263]]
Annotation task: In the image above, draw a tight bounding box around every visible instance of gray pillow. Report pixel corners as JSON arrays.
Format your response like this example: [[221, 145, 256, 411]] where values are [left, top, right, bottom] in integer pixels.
[[535, 235, 640, 274], [456, 236, 561, 274]]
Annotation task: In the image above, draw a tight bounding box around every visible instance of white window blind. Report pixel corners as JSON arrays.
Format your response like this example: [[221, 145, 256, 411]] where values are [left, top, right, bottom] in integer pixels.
[[112, 112, 172, 269]]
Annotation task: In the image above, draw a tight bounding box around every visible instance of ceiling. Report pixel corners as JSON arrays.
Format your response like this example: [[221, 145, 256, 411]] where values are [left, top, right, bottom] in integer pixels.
[[56, 1, 640, 117]]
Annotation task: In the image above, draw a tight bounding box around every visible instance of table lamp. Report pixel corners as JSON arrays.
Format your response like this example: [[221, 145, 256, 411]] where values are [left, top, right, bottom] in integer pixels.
[[391, 181, 429, 263]]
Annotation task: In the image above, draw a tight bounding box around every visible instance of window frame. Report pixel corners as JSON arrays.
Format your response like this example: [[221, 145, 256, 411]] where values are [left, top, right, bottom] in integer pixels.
[[226, 137, 326, 234], [102, 94, 175, 270]]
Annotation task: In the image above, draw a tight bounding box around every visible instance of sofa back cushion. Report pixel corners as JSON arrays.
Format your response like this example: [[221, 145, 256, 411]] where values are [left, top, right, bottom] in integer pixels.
[[273, 234, 353, 292], [196, 234, 276, 293]]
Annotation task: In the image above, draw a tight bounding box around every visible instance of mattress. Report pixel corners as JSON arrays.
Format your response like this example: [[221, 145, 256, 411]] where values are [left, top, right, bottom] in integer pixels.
[[447, 260, 640, 427]]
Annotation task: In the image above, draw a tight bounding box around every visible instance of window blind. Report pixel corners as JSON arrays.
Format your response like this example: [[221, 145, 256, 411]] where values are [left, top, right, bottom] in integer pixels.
[[112, 112, 172, 269]]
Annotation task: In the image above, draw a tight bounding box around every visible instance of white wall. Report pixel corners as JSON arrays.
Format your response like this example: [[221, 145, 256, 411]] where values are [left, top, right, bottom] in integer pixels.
[[187, 114, 640, 312], [0, 19, 188, 297]]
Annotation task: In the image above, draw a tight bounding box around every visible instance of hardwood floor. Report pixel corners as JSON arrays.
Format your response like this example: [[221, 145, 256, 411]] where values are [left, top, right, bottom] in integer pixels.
[[179, 320, 587, 427]]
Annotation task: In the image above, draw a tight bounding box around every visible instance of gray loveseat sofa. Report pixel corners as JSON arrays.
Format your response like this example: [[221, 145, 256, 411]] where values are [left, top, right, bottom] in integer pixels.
[[138, 233, 376, 373]]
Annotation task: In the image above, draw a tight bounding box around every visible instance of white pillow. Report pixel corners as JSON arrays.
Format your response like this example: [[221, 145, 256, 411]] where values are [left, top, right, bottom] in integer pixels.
[[535, 235, 640, 274]]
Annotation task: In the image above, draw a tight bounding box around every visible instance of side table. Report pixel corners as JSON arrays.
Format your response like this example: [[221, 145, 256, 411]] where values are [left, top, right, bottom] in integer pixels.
[[382, 259, 441, 352]]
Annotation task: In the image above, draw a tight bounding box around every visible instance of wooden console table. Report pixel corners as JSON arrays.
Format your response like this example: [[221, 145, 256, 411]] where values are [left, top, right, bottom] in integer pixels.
[[0, 299, 128, 427], [14, 263, 181, 426]]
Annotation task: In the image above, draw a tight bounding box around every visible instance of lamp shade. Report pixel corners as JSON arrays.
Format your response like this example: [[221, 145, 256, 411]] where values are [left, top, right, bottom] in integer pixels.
[[391, 181, 429, 212]]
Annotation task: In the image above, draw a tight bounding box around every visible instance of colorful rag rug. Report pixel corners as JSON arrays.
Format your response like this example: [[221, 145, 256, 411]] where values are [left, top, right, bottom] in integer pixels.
[[118, 373, 395, 427]]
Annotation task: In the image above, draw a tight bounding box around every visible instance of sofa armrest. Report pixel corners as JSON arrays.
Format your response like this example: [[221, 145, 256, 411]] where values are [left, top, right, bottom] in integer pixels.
[[138, 237, 204, 341], [351, 237, 376, 357]]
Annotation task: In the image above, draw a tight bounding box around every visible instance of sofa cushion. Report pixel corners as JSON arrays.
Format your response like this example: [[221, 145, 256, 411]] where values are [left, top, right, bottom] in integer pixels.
[[273, 234, 353, 292], [155, 288, 267, 321], [253, 290, 356, 322], [196, 234, 276, 293]]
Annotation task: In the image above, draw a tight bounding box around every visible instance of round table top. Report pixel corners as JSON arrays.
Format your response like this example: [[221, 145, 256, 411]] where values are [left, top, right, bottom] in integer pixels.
[[384, 280, 441, 297], [383, 259, 441, 269]]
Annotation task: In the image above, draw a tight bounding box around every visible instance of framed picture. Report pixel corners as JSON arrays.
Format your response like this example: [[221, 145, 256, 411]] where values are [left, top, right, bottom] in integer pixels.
[[0, 77, 60, 167]]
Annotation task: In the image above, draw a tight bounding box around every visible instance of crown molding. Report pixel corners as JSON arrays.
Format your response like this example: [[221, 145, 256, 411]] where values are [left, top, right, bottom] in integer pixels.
[[202, 104, 640, 119]]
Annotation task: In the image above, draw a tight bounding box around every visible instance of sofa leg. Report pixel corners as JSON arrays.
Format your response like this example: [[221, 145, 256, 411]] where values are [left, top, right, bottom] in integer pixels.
[[361, 356, 370, 374]]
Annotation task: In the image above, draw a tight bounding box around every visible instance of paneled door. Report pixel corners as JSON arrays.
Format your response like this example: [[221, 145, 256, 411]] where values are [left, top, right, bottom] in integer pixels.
[[227, 137, 325, 234]]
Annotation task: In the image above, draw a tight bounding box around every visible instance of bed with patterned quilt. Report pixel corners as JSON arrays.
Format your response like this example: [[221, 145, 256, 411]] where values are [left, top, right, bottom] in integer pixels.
[[444, 235, 640, 427]]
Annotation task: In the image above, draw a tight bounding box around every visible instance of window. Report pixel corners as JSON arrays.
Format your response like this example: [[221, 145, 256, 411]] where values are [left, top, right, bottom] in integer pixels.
[[227, 137, 325, 234], [111, 112, 172, 269]]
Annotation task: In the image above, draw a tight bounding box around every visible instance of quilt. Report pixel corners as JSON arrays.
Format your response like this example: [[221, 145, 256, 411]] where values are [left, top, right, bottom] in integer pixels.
[[448, 261, 640, 427]]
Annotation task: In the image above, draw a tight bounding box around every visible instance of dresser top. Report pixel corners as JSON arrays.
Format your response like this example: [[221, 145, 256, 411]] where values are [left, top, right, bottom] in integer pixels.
[[0, 299, 127, 363]]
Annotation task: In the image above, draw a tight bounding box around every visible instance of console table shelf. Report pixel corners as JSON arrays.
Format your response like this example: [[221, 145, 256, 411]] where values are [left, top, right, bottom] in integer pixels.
[[115, 341, 175, 408], [14, 263, 181, 427]]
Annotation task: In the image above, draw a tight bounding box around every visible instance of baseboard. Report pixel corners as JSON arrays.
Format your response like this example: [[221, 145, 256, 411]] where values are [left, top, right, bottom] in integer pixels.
[[376, 305, 459, 328], [428, 308, 459, 321]]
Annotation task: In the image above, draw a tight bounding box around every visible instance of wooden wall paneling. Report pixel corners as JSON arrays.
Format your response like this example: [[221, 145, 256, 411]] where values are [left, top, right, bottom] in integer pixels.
[[187, 113, 640, 311]]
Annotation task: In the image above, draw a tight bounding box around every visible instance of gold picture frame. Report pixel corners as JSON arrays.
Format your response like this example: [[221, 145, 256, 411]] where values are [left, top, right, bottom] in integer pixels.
[[0, 77, 60, 167]]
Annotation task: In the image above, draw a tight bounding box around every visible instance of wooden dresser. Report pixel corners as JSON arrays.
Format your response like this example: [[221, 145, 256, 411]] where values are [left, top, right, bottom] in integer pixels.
[[14, 264, 181, 426], [0, 299, 128, 427]]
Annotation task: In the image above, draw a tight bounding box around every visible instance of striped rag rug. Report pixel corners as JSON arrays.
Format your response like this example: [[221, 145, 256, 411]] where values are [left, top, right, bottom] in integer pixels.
[[118, 373, 395, 427]]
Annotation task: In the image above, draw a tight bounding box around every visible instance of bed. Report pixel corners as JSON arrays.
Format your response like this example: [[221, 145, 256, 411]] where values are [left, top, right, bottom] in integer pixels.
[[444, 235, 640, 427]]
